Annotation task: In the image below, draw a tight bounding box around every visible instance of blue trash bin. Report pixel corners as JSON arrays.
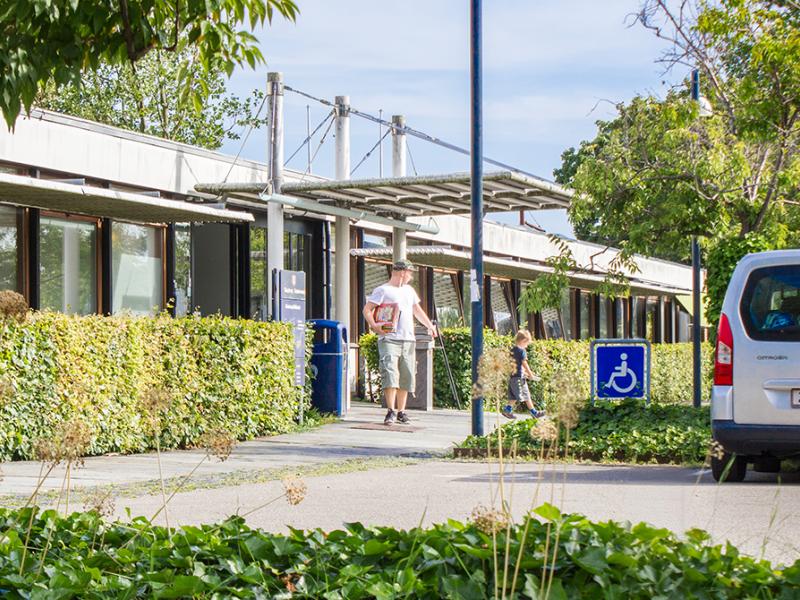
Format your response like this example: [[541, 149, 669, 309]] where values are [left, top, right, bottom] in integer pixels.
[[309, 319, 348, 416]]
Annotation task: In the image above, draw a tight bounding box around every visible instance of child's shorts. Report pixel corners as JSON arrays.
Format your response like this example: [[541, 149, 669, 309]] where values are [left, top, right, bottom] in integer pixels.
[[508, 376, 531, 402]]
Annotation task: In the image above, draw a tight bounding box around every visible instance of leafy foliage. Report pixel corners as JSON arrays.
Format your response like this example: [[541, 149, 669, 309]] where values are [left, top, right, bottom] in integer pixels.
[[361, 329, 713, 409], [0, 0, 298, 128], [0, 312, 309, 460], [556, 0, 800, 325], [35, 45, 268, 150], [0, 505, 797, 597], [460, 399, 711, 465]]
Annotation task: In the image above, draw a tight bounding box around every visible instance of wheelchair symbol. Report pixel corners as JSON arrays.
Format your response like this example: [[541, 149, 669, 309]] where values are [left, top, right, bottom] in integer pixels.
[[603, 353, 638, 394]]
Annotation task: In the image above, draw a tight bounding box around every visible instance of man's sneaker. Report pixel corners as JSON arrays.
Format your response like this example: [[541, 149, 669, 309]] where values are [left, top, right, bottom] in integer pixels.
[[502, 409, 517, 420], [531, 410, 546, 419], [397, 411, 410, 424], [384, 410, 396, 425]]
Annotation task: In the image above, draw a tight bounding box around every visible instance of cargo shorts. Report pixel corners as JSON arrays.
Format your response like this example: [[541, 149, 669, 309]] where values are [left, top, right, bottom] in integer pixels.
[[377, 338, 416, 392]]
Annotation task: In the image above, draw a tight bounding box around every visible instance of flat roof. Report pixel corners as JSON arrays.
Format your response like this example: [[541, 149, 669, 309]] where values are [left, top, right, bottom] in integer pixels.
[[196, 171, 572, 218], [0, 173, 253, 224], [350, 246, 691, 296]]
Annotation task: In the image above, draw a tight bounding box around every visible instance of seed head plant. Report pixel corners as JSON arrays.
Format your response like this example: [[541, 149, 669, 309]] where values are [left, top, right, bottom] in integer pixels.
[[0, 290, 28, 321]]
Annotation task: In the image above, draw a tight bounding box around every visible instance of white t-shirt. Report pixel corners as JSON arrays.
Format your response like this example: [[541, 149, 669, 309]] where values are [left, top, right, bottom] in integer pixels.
[[367, 283, 421, 341]]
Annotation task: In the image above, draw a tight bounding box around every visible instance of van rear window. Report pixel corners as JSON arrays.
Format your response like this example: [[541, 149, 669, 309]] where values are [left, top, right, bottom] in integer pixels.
[[740, 265, 800, 341]]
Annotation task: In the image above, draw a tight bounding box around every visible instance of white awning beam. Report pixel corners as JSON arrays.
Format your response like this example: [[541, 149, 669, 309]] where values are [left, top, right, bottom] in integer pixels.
[[262, 193, 440, 234], [0, 172, 252, 224]]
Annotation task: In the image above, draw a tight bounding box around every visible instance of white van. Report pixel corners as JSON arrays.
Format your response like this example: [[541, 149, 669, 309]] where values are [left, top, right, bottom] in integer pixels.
[[711, 250, 800, 482]]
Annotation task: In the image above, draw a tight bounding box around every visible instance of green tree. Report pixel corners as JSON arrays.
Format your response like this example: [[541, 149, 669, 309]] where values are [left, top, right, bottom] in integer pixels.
[[0, 0, 298, 128], [36, 46, 266, 150], [546, 0, 800, 324]]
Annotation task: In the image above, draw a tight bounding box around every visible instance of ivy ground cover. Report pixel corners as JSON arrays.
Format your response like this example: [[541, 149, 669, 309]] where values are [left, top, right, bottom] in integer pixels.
[[0, 506, 797, 598], [459, 400, 711, 465]]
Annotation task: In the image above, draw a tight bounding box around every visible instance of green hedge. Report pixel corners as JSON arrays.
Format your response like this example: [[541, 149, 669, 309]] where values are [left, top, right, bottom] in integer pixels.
[[460, 400, 711, 465], [0, 313, 309, 461], [361, 329, 714, 408], [1, 506, 797, 597]]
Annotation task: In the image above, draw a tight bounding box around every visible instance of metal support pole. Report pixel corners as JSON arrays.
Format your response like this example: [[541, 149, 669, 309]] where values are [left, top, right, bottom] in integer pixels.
[[470, 0, 484, 436], [267, 72, 284, 316], [691, 69, 702, 408], [306, 105, 312, 174], [391, 114, 408, 262], [334, 95, 351, 341]]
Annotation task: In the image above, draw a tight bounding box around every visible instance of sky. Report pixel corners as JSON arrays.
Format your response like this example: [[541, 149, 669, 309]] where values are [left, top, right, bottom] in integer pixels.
[[220, 1, 681, 236]]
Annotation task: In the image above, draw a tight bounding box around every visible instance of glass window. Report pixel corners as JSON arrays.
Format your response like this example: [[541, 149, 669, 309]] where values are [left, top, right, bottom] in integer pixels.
[[491, 279, 515, 336], [284, 231, 311, 317], [615, 299, 625, 338], [250, 226, 267, 319], [173, 224, 192, 316], [0, 205, 21, 292], [579, 291, 591, 339], [740, 265, 800, 341], [111, 222, 162, 315], [40, 216, 97, 315], [433, 271, 463, 327], [560, 288, 572, 341], [599, 296, 609, 338], [363, 233, 388, 249]]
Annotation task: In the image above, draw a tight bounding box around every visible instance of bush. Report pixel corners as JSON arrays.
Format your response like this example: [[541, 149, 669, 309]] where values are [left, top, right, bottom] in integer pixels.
[[360, 329, 714, 408], [1, 506, 796, 597], [460, 399, 711, 465], [0, 312, 309, 461]]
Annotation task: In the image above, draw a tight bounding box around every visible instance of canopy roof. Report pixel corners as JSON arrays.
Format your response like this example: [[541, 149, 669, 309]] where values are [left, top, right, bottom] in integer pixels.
[[195, 171, 572, 218], [0, 173, 252, 224], [350, 246, 691, 296]]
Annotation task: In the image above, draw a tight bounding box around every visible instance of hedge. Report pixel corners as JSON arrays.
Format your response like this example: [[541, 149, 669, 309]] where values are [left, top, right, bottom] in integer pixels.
[[0, 312, 309, 461], [1, 506, 797, 597], [361, 329, 714, 409]]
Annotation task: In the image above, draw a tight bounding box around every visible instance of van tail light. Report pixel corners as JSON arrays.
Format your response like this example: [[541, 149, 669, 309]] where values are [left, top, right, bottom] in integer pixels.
[[714, 313, 733, 386]]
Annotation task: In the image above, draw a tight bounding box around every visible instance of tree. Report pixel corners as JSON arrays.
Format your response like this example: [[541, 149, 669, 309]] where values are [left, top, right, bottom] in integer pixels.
[[547, 0, 800, 324], [36, 46, 266, 150], [0, 0, 298, 128]]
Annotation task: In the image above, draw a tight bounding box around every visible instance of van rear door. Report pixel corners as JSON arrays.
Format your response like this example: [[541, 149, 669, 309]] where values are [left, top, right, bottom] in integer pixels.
[[735, 264, 800, 426]]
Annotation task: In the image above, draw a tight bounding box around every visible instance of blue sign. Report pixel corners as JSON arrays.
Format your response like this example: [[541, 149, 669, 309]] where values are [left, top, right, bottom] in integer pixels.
[[273, 270, 307, 387], [591, 339, 651, 402]]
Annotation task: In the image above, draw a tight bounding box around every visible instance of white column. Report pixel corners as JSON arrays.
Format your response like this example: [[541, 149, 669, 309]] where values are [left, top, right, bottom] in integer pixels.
[[334, 96, 352, 411], [334, 96, 351, 336], [266, 72, 284, 318], [391, 115, 407, 262]]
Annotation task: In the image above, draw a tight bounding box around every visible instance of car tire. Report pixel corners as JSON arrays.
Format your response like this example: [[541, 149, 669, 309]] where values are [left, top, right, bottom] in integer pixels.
[[711, 452, 747, 483]]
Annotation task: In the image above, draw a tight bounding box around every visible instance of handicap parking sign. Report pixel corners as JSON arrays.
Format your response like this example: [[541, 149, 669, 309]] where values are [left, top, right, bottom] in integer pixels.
[[591, 339, 651, 402]]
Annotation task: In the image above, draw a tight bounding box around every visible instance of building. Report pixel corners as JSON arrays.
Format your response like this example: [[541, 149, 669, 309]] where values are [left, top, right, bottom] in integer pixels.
[[0, 105, 701, 393]]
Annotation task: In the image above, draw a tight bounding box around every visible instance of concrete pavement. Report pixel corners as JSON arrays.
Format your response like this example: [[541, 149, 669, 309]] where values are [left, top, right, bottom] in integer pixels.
[[112, 460, 800, 566], [0, 402, 484, 495]]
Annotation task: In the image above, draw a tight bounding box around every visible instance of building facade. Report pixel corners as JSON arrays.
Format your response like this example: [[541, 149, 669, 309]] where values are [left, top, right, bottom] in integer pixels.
[[0, 110, 700, 352]]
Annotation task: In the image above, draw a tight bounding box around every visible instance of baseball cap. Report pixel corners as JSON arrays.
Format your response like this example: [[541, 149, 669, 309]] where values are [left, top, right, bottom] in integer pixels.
[[392, 259, 415, 271]]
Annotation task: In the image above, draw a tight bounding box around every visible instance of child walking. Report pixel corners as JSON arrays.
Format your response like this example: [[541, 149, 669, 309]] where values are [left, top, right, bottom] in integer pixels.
[[502, 330, 546, 420]]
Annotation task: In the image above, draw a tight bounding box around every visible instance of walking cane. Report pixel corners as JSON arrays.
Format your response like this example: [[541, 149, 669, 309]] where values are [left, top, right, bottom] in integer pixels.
[[431, 299, 462, 409]]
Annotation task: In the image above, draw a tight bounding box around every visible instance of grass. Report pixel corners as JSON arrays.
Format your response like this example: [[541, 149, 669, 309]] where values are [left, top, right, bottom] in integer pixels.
[[0, 456, 423, 510]]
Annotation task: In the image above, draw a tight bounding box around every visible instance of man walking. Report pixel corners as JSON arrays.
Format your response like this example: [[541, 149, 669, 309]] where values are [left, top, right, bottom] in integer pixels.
[[363, 260, 437, 425]]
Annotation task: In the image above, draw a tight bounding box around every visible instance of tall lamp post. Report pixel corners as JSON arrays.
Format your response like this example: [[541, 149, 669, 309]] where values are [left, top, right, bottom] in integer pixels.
[[470, 0, 484, 436], [691, 69, 703, 409]]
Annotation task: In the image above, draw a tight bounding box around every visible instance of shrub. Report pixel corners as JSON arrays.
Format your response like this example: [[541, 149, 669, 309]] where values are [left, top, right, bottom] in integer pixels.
[[460, 399, 711, 465], [0, 506, 796, 597], [0, 312, 309, 461], [360, 329, 714, 408]]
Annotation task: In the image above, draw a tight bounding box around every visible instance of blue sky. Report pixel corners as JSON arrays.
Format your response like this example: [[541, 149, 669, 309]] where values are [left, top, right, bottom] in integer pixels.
[[221, 1, 680, 236]]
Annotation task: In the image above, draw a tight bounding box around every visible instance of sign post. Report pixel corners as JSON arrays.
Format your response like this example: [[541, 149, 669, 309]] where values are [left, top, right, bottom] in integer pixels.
[[273, 269, 307, 420], [590, 339, 651, 404]]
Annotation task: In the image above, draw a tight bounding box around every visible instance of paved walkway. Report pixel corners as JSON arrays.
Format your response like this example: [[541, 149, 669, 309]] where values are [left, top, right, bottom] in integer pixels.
[[0, 402, 490, 495]]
